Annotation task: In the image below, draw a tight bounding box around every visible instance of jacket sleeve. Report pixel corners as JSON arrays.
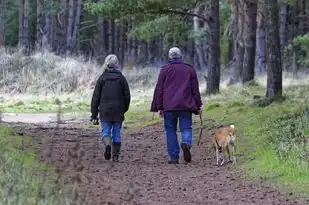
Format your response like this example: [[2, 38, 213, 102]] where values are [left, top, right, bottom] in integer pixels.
[[150, 68, 166, 112], [122, 76, 131, 113], [190, 68, 203, 109], [90, 75, 103, 118]]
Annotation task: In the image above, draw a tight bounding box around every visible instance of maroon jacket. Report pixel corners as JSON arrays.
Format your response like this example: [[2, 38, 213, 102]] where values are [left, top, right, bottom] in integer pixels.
[[150, 59, 202, 114]]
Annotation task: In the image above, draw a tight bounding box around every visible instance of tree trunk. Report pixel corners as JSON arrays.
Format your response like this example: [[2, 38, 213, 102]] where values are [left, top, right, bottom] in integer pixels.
[[132, 37, 138, 64], [234, 0, 244, 82], [305, 0, 309, 33], [110, 20, 115, 54], [22, 0, 29, 54], [51, 14, 57, 52], [97, 12, 106, 63], [115, 21, 120, 58], [42, 10, 52, 50], [298, 0, 305, 34], [279, 4, 287, 56], [18, 0, 24, 47], [227, 0, 237, 64], [290, 4, 299, 74], [279, 3, 287, 71], [57, 0, 67, 55], [71, 0, 82, 54], [67, 0, 74, 52], [242, 0, 257, 83], [36, 0, 44, 48], [265, 0, 282, 97], [255, 3, 266, 74], [107, 20, 113, 54], [0, 0, 4, 47], [206, 0, 220, 95], [119, 23, 125, 68], [193, 7, 207, 70]]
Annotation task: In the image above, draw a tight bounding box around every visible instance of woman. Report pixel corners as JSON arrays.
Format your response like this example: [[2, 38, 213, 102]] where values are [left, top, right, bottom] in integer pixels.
[[91, 54, 131, 162]]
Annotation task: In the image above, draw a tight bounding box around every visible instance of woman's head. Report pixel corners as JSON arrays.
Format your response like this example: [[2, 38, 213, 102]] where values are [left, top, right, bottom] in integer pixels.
[[103, 54, 119, 70]]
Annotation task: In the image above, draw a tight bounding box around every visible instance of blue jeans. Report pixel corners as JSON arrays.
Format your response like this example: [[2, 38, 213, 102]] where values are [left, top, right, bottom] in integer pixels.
[[101, 121, 122, 143], [163, 111, 192, 160]]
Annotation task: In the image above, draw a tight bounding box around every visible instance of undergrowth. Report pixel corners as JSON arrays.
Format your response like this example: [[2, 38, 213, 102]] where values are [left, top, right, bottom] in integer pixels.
[[0, 125, 67, 204], [205, 80, 309, 196]]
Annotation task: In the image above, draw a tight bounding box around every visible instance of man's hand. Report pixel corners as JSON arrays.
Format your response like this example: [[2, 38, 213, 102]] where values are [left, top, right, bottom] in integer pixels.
[[159, 110, 164, 118], [198, 105, 204, 115], [90, 116, 99, 125]]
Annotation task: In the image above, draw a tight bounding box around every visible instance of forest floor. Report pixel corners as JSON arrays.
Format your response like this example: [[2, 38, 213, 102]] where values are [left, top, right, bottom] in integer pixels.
[[3, 113, 309, 205]]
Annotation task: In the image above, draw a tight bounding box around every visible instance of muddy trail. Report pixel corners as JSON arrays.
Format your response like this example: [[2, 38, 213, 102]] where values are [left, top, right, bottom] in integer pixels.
[[6, 118, 309, 205]]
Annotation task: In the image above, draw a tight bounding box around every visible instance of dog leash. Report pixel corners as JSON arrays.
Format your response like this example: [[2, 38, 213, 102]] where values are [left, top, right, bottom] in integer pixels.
[[197, 112, 203, 146]]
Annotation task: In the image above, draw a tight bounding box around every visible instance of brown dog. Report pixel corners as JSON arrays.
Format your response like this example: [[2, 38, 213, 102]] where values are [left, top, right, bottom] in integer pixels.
[[212, 124, 236, 166]]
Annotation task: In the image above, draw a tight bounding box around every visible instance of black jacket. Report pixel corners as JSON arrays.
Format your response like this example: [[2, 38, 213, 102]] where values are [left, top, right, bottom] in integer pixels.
[[91, 69, 131, 122]]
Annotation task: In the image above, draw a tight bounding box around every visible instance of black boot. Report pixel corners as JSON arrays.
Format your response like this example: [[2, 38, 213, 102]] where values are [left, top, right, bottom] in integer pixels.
[[112, 142, 121, 162], [168, 158, 179, 164], [103, 136, 112, 160], [181, 143, 192, 163]]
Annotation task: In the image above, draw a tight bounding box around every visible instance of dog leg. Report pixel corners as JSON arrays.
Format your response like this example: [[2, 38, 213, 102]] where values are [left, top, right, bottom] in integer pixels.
[[216, 148, 220, 166], [220, 146, 226, 166], [226, 145, 231, 162], [231, 145, 236, 164]]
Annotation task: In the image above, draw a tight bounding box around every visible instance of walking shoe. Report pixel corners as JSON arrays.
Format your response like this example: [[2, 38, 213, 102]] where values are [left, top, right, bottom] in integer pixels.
[[168, 159, 179, 164], [112, 142, 121, 162], [181, 143, 191, 163], [104, 145, 111, 160]]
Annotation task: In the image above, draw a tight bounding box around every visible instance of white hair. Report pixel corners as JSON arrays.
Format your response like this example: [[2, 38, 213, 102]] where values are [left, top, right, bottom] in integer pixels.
[[168, 47, 182, 59], [103, 54, 119, 70]]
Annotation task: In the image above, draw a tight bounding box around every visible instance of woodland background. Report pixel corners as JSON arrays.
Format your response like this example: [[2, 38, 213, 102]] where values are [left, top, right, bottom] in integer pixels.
[[1, 0, 309, 96]]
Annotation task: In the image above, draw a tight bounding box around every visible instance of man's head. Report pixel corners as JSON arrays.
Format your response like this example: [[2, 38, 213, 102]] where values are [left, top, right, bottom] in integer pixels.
[[103, 54, 119, 70], [168, 47, 182, 59]]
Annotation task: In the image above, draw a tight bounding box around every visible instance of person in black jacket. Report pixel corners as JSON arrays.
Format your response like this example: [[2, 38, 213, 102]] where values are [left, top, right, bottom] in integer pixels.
[[91, 54, 131, 162]]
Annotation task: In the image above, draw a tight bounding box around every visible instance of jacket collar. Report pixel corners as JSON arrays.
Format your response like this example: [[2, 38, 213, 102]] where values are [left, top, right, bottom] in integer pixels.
[[169, 57, 184, 64]]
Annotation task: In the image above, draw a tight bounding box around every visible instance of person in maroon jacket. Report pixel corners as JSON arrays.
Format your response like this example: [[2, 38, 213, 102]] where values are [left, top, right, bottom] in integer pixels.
[[150, 47, 203, 164]]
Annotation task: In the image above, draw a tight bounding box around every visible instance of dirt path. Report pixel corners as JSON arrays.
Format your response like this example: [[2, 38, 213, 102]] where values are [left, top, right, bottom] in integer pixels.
[[6, 118, 309, 205]]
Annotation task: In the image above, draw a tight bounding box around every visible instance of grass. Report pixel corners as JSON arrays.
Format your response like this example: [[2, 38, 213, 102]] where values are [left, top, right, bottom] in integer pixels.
[[204, 78, 309, 197], [0, 125, 67, 204], [1, 94, 90, 113]]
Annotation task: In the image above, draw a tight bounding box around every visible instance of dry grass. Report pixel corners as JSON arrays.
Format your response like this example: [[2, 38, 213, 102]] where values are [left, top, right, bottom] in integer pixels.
[[0, 48, 209, 113], [204, 72, 309, 105]]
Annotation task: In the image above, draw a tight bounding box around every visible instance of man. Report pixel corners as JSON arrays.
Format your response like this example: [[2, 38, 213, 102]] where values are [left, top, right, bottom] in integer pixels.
[[150, 47, 203, 164], [91, 54, 131, 162]]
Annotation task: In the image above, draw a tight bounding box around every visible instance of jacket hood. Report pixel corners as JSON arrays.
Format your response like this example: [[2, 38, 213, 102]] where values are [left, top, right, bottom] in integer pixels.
[[103, 68, 122, 80]]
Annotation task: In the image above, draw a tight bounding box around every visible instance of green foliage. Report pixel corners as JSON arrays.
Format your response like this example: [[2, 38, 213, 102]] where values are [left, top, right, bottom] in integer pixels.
[[0, 125, 66, 205], [290, 34, 309, 66], [284, 33, 309, 69], [188, 26, 210, 42], [129, 15, 191, 48], [206, 83, 309, 195], [266, 110, 309, 166], [85, 0, 209, 48]]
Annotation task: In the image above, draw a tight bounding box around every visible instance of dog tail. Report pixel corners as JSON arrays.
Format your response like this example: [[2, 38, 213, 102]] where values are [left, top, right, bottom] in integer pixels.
[[230, 124, 235, 129]]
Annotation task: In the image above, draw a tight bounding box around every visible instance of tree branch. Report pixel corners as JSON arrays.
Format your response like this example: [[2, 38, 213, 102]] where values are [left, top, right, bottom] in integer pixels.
[[147, 8, 212, 23]]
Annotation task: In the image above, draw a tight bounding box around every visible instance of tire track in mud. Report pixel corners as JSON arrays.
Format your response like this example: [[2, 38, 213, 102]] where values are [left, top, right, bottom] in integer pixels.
[[8, 120, 309, 205]]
